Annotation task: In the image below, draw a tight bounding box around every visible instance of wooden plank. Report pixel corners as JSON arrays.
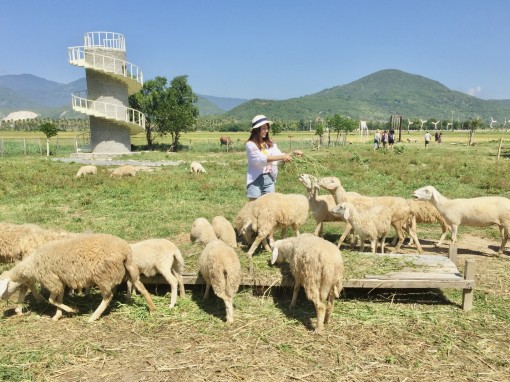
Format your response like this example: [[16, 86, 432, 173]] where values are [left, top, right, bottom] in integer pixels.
[[462, 259, 476, 311], [365, 272, 462, 280]]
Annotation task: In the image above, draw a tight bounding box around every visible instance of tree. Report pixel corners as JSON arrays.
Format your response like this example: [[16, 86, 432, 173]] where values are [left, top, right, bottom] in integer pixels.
[[39, 122, 59, 156], [128, 75, 198, 151], [271, 121, 283, 135], [327, 114, 358, 142], [468, 118, 482, 146]]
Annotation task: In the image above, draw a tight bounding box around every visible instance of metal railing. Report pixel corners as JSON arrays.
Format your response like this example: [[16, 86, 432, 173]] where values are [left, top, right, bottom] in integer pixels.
[[71, 92, 145, 130], [84, 31, 125, 50], [68, 46, 143, 86]]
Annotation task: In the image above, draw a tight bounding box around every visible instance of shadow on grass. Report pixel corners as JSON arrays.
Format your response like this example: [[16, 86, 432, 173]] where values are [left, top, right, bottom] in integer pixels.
[[188, 283, 229, 322]]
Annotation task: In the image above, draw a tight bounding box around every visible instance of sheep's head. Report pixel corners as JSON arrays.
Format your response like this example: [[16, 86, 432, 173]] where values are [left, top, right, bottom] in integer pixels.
[[331, 203, 350, 220], [270, 237, 296, 265], [318, 176, 341, 191], [0, 272, 22, 300], [298, 174, 316, 190], [413, 186, 437, 202]]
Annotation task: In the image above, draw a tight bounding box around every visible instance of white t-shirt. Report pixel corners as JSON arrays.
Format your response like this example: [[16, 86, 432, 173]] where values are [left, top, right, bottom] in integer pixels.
[[245, 141, 283, 185]]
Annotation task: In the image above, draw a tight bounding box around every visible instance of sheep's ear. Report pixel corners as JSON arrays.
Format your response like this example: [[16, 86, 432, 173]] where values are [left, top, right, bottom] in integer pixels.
[[0, 278, 11, 299], [344, 208, 350, 220], [271, 247, 279, 265]]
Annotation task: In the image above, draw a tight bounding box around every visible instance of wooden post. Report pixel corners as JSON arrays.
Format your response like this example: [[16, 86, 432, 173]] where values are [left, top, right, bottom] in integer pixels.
[[0, 137, 3, 156], [448, 243, 457, 262], [23, 138, 27, 155], [462, 259, 476, 311], [497, 137, 503, 160], [288, 135, 293, 151]]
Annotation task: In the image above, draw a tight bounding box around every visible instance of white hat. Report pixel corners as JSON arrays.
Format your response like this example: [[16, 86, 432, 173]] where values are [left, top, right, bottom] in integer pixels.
[[251, 115, 273, 131]]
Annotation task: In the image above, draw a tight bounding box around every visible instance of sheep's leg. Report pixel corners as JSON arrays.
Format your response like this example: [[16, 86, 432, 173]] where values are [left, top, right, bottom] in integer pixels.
[[451, 225, 458, 243], [49, 291, 74, 321], [393, 224, 405, 252], [359, 240, 366, 253], [246, 236, 265, 276], [380, 235, 387, 254], [324, 291, 335, 325], [498, 227, 508, 255], [289, 282, 301, 308], [370, 239, 376, 254], [131, 280, 156, 312], [28, 281, 44, 303], [313, 300, 326, 334], [224, 297, 234, 324], [262, 237, 272, 252], [172, 269, 186, 298], [435, 224, 450, 247], [88, 290, 113, 322], [337, 223, 352, 248], [160, 268, 179, 308], [314, 222, 323, 237], [14, 284, 29, 315], [125, 280, 134, 302], [203, 283, 211, 299], [407, 227, 423, 254]]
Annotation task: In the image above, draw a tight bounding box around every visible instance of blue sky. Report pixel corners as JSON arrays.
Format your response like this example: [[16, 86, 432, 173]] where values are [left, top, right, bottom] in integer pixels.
[[1, 0, 509, 100]]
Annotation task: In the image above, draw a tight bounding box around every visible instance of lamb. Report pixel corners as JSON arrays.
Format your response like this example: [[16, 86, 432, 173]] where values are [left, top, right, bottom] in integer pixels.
[[128, 238, 185, 308], [319, 176, 423, 253], [110, 165, 137, 177], [211, 216, 237, 248], [406, 199, 451, 247], [190, 217, 217, 245], [298, 173, 344, 237], [413, 185, 510, 255], [199, 239, 242, 323], [0, 233, 156, 322], [331, 202, 392, 253], [245, 192, 309, 275], [75, 165, 97, 178], [190, 161, 206, 174], [271, 233, 343, 333]]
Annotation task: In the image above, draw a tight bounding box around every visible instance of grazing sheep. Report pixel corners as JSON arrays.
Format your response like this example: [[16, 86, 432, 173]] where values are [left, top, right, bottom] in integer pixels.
[[246, 193, 309, 275], [234, 202, 257, 246], [298, 173, 344, 237], [331, 202, 392, 253], [413, 185, 510, 255], [128, 238, 185, 308], [211, 216, 237, 248], [199, 239, 241, 323], [219, 136, 232, 146], [110, 165, 136, 177], [271, 233, 343, 333], [190, 217, 217, 245], [407, 199, 451, 247], [0, 233, 156, 322], [75, 165, 97, 178], [319, 176, 423, 253], [190, 161, 206, 174]]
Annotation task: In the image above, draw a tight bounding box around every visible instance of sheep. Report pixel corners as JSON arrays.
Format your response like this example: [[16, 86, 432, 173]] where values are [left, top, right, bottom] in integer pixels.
[[0, 233, 156, 322], [406, 199, 451, 247], [245, 193, 309, 275], [190, 217, 217, 245], [75, 165, 97, 178], [220, 136, 232, 146], [319, 176, 423, 253], [211, 216, 237, 248], [413, 185, 510, 255], [331, 202, 392, 253], [199, 239, 241, 323], [110, 165, 136, 177], [271, 233, 344, 333], [234, 201, 257, 246], [298, 173, 344, 237], [128, 238, 185, 308], [190, 161, 206, 174]]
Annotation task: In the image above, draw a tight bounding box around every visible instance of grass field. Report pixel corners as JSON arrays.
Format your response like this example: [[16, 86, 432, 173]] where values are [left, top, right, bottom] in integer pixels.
[[1, 132, 510, 381]]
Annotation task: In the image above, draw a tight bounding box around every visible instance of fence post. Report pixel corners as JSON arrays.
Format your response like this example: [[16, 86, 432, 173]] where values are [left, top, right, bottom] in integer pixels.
[[38, 138, 42, 155], [497, 137, 503, 161], [0, 138, 3, 156], [23, 138, 27, 155]]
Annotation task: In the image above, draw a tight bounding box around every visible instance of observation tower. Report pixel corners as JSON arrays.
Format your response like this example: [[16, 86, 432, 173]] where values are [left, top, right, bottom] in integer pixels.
[[68, 32, 145, 153]]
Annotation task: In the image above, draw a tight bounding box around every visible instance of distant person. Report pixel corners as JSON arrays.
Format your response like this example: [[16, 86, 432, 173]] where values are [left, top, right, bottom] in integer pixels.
[[245, 114, 302, 200], [373, 129, 381, 150], [437, 132, 442, 144], [434, 131, 440, 144], [424, 131, 431, 148], [388, 129, 395, 148], [381, 130, 388, 149]]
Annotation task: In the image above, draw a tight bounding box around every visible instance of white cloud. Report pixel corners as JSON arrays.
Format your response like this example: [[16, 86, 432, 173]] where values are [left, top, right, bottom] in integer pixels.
[[467, 86, 482, 96]]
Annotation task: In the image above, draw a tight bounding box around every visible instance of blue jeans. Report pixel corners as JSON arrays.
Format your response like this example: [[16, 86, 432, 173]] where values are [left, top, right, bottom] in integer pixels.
[[246, 173, 275, 199]]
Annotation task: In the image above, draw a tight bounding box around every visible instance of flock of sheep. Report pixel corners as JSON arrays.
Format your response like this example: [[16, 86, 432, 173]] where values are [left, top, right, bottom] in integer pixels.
[[1, 162, 510, 333]]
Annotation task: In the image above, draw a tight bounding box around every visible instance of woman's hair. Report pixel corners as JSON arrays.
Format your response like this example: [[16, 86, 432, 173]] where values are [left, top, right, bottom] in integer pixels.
[[247, 125, 274, 149]]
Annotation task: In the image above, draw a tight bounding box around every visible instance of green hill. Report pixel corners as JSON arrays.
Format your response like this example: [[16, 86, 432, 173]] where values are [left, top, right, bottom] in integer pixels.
[[226, 69, 510, 122]]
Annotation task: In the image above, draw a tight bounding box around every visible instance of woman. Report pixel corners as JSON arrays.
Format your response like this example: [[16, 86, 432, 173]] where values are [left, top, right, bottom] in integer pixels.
[[245, 115, 301, 200]]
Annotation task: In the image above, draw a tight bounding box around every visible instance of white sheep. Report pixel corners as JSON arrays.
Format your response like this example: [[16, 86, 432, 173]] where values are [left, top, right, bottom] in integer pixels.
[[211, 216, 237, 248], [319, 176, 423, 253], [190, 217, 217, 245], [407, 199, 451, 247], [199, 239, 241, 323], [413, 185, 510, 255], [75, 165, 97, 178], [298, 173, 344, 237], [245, 193, 309, 275], [128, 238, 185, 308], [271, 233, 344, 333], [190, 161, 206, 174], [331, 202, 392, 253], [110, 165, 137, 177], [0, 233, 156, 322]]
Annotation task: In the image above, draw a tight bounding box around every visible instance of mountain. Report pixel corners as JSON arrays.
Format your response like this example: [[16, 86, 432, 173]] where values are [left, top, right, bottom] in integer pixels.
[[198, 94, 248, 111], [226, 69, 510, 122]]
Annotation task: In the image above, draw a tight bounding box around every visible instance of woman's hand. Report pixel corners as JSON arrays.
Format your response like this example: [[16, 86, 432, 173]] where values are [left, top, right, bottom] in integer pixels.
[[281, 154, 293, 162]]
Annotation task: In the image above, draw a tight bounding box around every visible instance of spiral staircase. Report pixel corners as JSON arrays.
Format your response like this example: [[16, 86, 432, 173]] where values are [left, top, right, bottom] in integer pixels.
[[68, 32, 145, 153]]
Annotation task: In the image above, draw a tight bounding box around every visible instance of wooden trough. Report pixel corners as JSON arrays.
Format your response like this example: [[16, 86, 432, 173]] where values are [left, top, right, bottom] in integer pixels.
[[141, 244, 476, 311]]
